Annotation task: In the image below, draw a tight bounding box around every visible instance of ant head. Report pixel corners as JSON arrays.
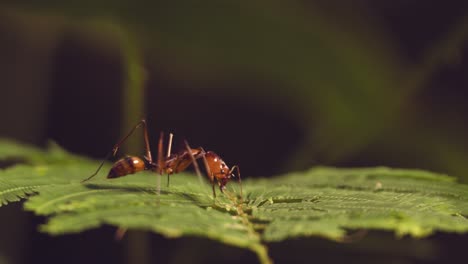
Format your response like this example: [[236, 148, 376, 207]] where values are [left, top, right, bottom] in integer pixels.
[[205, 152, 229, 172], [204, 151, 218, 161]]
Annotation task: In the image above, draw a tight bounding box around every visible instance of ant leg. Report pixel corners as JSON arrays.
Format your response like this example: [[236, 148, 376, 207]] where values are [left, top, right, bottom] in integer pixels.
[[156, 131, 165, 195], [229, 165, 242, 199], [113, 119, 152, 162], [184, 141, 204, 186], [114, 227, 127, 241], [81, 153, 112, 183], [166, 133, 174, 158], [211, 178, 216, 198], [198, 150, 217, 199], [82, 119, 152, 183], [166, 133, 174, 188], [157, 131, 165, 171]]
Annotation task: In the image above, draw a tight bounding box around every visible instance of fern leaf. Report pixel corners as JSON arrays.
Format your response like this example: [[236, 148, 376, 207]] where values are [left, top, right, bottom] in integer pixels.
[[3, 139, 468, 264]]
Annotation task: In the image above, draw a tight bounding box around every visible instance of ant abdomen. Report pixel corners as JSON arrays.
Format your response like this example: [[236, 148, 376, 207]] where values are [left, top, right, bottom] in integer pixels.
[[107, 156, 146, 179]]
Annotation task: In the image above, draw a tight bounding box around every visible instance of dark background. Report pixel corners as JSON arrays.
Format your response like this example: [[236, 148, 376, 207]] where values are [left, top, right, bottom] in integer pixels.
[[1, 1, 468, 263]]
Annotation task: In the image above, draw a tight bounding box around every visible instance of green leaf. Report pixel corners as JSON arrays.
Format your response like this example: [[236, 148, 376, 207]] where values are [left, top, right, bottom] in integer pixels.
[[2, 139, 468, 264]]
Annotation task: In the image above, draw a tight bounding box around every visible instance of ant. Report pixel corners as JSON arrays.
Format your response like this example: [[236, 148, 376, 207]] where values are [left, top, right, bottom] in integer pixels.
[[81, 119, 242, 198]]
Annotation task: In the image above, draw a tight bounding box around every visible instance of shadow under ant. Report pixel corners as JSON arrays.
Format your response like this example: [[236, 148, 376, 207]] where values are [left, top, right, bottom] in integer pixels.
[[82, 182, 171, 195]]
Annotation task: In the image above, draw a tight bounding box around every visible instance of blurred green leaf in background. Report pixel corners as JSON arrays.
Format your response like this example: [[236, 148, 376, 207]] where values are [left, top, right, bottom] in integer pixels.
[[1, 1, 468, 264], [1, 1, 468, 176]]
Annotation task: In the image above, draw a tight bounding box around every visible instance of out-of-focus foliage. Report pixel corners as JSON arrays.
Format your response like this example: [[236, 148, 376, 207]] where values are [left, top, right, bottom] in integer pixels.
[[0, 1, 413, 162], [2, 2, 468, 264], [3, 140, 468, 263], [2, 1, 468, 179]]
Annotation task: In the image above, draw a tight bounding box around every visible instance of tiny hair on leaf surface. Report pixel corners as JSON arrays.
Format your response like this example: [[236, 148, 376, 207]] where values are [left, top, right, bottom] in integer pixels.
[[2, 139, 468, 263]]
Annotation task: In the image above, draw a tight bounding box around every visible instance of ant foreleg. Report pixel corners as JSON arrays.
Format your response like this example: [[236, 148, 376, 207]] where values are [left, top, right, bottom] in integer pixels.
[[200, 151, 217, 199], [211, 179, 216, 198], [229, 165, 242, 199]]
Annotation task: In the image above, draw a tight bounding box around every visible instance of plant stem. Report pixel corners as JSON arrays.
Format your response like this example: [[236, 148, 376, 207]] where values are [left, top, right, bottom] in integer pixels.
[[120, 31, 146, 153], [250, 244, 273, 264], [230, 196, 273, 264], [118, 25, 150, 264]]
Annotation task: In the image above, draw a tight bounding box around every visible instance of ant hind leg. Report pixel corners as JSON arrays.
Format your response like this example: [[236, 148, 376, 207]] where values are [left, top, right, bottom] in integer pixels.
[[82, 119, 152, 183]]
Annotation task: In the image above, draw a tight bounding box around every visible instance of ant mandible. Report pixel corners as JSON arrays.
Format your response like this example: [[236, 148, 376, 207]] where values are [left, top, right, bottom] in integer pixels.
[[81, 119, 242, 198]]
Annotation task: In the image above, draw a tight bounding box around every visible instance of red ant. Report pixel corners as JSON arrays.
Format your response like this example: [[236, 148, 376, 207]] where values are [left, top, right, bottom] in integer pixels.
[[81, 120, 242, 198]]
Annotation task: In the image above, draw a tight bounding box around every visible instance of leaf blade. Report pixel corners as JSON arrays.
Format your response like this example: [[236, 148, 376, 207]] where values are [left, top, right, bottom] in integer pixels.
[[3, 139, 468, 264]]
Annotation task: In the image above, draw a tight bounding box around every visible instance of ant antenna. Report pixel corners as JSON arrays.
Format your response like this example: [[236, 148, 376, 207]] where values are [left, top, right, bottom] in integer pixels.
[[184, 140, 205, 186]]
